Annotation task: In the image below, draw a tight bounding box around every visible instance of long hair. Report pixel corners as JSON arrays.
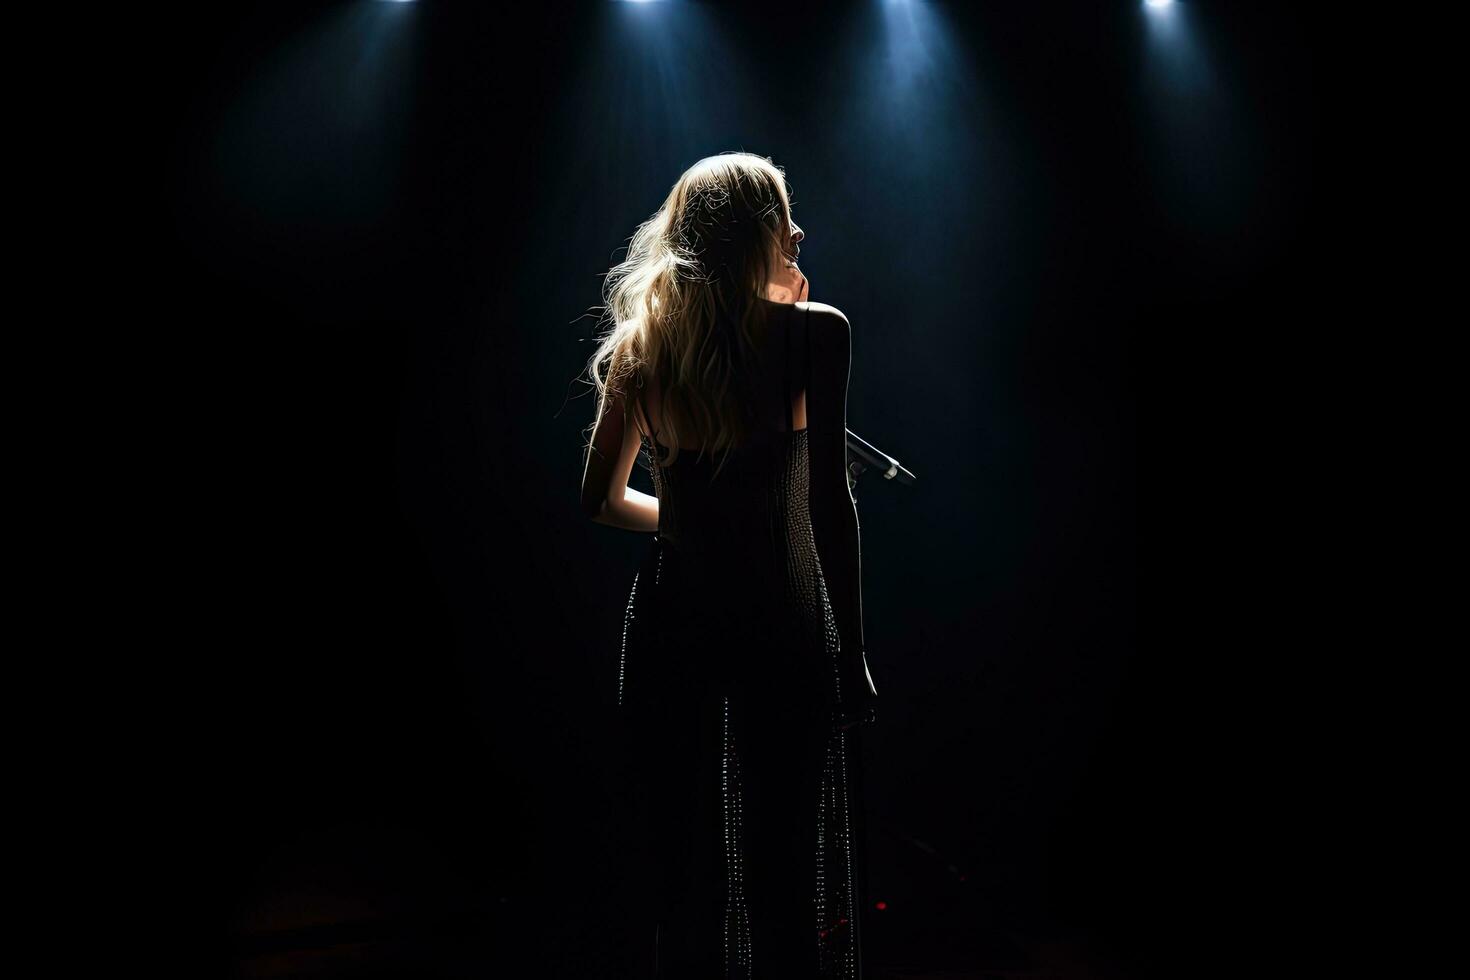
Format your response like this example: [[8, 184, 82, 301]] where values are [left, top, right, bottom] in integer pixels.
[[584, 151, 795, 481]]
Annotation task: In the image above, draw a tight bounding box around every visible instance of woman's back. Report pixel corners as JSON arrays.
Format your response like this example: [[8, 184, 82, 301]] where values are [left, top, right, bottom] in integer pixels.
[[635, 299, 812, 566], [636, 299, 814, 454], [622, 297, 866, 703], [618, 299, 865, 979]]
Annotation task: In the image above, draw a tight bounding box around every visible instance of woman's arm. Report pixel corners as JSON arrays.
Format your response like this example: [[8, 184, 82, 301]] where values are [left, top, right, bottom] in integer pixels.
[[806, 308, 878, 708], [593, 485, 659, 533], [581, 381, 659, 533]]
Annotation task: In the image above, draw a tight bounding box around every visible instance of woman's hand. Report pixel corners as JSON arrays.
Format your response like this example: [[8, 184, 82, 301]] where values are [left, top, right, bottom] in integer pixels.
[[766, 257, 809, 304]]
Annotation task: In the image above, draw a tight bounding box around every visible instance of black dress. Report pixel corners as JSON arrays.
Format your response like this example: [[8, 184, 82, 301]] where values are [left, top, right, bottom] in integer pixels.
[[617, 305, 870, 979]]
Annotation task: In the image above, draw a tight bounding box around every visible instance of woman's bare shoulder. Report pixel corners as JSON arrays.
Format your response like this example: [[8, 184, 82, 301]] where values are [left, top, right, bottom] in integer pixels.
[[797, 300, 851, 330], [797, 302, 852, 384]]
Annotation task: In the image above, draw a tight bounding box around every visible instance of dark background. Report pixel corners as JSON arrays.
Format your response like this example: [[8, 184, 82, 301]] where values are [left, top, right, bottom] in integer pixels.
[[149, 2, 1315, 976]]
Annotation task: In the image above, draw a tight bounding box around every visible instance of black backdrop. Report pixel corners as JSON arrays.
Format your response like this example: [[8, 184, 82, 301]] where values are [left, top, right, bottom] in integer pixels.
[[149, 2, 1316, 976]]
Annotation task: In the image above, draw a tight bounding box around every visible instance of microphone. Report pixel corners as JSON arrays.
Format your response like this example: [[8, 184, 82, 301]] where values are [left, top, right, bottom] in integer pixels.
[[841, 427, 917, 490]]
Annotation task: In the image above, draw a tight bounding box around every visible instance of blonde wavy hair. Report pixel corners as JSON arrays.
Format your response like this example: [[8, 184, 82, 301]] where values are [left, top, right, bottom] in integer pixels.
[[583, 151, 797, 480]]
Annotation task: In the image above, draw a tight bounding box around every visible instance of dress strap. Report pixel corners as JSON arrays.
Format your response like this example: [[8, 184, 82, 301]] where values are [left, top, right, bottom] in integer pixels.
[[636, 368, 657, 445]]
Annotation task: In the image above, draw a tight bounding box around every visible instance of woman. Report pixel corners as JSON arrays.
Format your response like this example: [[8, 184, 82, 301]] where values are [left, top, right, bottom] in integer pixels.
[[581, 151, 878, 979]]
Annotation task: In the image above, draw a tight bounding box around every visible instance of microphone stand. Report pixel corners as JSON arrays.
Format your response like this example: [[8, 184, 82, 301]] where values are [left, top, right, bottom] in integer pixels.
[[636, 428, 917, 498]]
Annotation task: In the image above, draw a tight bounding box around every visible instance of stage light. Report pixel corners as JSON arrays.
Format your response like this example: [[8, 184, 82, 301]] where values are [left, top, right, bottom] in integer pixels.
[[1145, 0, 1175, 8]]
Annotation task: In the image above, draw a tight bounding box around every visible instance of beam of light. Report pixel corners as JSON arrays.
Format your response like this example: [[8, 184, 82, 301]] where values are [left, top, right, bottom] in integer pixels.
[[185, 0, 420, 311], [837, 0, 998, 246], [1145, 0, 1175, 9], [1137, 0, 1256, 243], [828, 0, 1011, 436], [861, 0, 989, 177], [537, 2, 760, 271]]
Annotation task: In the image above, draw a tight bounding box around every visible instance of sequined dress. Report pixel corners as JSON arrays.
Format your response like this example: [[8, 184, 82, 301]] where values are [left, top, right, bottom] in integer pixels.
[[616, 305, 868, 979]]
